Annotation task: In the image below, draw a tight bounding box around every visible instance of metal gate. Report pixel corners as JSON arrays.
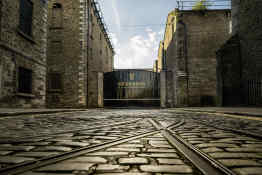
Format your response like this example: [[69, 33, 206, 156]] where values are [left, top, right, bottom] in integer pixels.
[[104, 69, 160, 107]]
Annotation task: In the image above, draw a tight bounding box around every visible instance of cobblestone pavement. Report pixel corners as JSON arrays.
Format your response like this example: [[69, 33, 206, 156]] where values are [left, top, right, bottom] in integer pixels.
[[0, 109, 262, 175]]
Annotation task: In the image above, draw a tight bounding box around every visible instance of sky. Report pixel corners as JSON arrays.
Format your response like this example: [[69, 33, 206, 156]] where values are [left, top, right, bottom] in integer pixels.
[[97, 0, 231, 69]]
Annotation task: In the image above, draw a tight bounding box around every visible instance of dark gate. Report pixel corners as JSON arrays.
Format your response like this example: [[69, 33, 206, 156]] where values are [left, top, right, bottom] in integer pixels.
[[104, 69, 160, 107]]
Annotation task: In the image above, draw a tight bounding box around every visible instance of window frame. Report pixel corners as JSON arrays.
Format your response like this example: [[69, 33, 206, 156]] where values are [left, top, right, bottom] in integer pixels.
[[18, 0, 34, 37], [51, 3, 63, 29]]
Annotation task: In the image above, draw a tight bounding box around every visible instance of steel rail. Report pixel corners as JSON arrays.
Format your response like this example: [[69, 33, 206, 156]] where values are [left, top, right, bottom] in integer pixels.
[[0, 130, 159, 175], [1, 118, 142, 143], [148, 119, 237, 175]]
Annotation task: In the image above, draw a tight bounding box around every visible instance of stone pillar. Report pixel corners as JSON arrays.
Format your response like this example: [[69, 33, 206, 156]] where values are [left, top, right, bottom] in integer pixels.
[[88, 71, 104, 108], [97, 72, 104, 108], [160, 71, 167, 108]]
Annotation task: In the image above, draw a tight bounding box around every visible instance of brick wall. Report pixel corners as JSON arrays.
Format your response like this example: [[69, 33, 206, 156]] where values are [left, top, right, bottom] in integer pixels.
[[47, 0, 83, 108], [47, 0, 114, 108], [216, 0, 262, 107], [232, 0, 262, 79], [164, 9, 231, 107], [0, 0, 48, 108]]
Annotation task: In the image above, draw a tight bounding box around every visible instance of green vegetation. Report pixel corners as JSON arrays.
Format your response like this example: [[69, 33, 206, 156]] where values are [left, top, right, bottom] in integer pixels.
[[192, 0, 210, 10]]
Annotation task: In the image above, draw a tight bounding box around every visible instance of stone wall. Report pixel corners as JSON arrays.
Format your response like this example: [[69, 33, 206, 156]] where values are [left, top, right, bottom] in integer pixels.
[[47, 0, 83, 108], [87, 1, 114, 108], [232, 0, 262, 79], [216, 0, 262, 107], [46, 0, 114, 108], [183, 10, 231, 106], [163, 9, 231, 107], [0, 0, 48, 108]]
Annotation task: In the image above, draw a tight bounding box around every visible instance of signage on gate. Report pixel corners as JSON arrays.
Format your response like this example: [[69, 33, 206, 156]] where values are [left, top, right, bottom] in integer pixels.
[[118, 82, 146, 87]]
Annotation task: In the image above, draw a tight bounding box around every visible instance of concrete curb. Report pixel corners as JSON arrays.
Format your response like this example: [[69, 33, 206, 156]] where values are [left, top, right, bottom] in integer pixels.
[[175, 109, 262, 118], [0, 109, 88, 117]]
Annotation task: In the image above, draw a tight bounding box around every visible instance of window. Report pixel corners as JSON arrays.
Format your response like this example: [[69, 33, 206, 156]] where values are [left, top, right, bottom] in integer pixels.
[[52, 3, 63, 28], [49, 73, 62, 90], [18, 67, 32, 94], [19, 0, 33, 36]]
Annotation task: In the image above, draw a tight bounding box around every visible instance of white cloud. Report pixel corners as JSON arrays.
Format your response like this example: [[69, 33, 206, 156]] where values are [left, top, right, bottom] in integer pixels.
[[112, 0, 121, 33], [113, 29, 162, 69]]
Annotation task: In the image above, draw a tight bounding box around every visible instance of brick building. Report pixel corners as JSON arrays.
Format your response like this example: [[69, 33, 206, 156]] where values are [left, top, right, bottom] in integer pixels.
[[0, 0, 48, 108], [159, 9, 231, 107], [46, 0, 114, 108], [217, 0, 262, 106]]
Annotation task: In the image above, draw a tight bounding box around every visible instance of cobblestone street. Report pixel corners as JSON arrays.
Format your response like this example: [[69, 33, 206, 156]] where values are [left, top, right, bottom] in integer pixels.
[[0, 109, 262, 175]]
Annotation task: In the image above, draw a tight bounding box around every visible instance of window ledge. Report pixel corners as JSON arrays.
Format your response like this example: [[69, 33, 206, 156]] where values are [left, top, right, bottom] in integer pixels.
[[16, 93, 35, 98], [17, 29, 36, 44]]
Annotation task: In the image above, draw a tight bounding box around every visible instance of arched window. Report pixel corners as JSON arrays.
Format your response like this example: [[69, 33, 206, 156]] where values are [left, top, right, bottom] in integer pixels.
[[52, 3, 63, 28]]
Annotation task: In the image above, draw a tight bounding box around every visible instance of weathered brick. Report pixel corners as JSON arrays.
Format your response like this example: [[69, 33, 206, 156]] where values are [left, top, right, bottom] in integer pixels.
[[209, 153, 262, 159], [34, 146, 72, 152], [157, 158, 184, 165], [0, 146, 35, 151], [233, 167, 262, 175], [67, 156, 108, 163], [146, 148, 176, 153], [140, 165, 193, 173], [96, 165, 130, 173], [15, 152, 60, 158], [119, 158, 149, 165], [219, 159, 261, 167], [0, 156, 35, 164]]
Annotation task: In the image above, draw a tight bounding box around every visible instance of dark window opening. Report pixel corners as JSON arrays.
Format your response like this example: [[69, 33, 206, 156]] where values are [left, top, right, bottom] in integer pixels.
[[19, 0, 33, 36], [52, 3, 63, 28], [18, 67, 33, 94], [53, 3, 62, 8], [49, 73, 62, 90]]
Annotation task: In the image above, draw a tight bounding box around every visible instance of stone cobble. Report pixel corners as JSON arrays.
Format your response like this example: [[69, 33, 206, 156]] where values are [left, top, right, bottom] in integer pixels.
[[171, 118, 262, 175], [1, 109, 262, 175], [0, 118, 155, 169], [21, 133, 198, 175]]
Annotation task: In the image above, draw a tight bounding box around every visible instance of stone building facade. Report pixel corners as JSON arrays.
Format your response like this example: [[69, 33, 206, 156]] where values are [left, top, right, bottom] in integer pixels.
[[0, 0, 48, 108], [46, 0, 114, 108], [159, 9, 231, 107], [217, 0, 262, 106]]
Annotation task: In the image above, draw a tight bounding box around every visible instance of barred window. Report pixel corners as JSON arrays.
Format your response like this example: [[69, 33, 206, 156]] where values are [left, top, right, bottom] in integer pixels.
[[19, 0, 33, 36], [18, 67, 33, 94], [49, 73, 62, 90]]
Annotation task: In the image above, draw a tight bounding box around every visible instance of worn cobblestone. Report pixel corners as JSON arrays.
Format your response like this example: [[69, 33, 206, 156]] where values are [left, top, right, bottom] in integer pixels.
[[0, 109, 262, 175], [140, 165, 193, 173]]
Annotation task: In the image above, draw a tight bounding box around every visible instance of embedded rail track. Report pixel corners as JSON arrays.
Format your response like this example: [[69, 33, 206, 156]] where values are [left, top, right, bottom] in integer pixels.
[[0, 118, 241, 175]]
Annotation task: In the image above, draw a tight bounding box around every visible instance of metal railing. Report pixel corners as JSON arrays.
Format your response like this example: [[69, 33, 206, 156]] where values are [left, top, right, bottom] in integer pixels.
[[243, 78, 262, 106], [176, 0, 231, 10]]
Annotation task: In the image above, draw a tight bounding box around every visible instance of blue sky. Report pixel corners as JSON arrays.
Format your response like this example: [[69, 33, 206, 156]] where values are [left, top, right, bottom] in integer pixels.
[[98, 0, 231, 69]]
